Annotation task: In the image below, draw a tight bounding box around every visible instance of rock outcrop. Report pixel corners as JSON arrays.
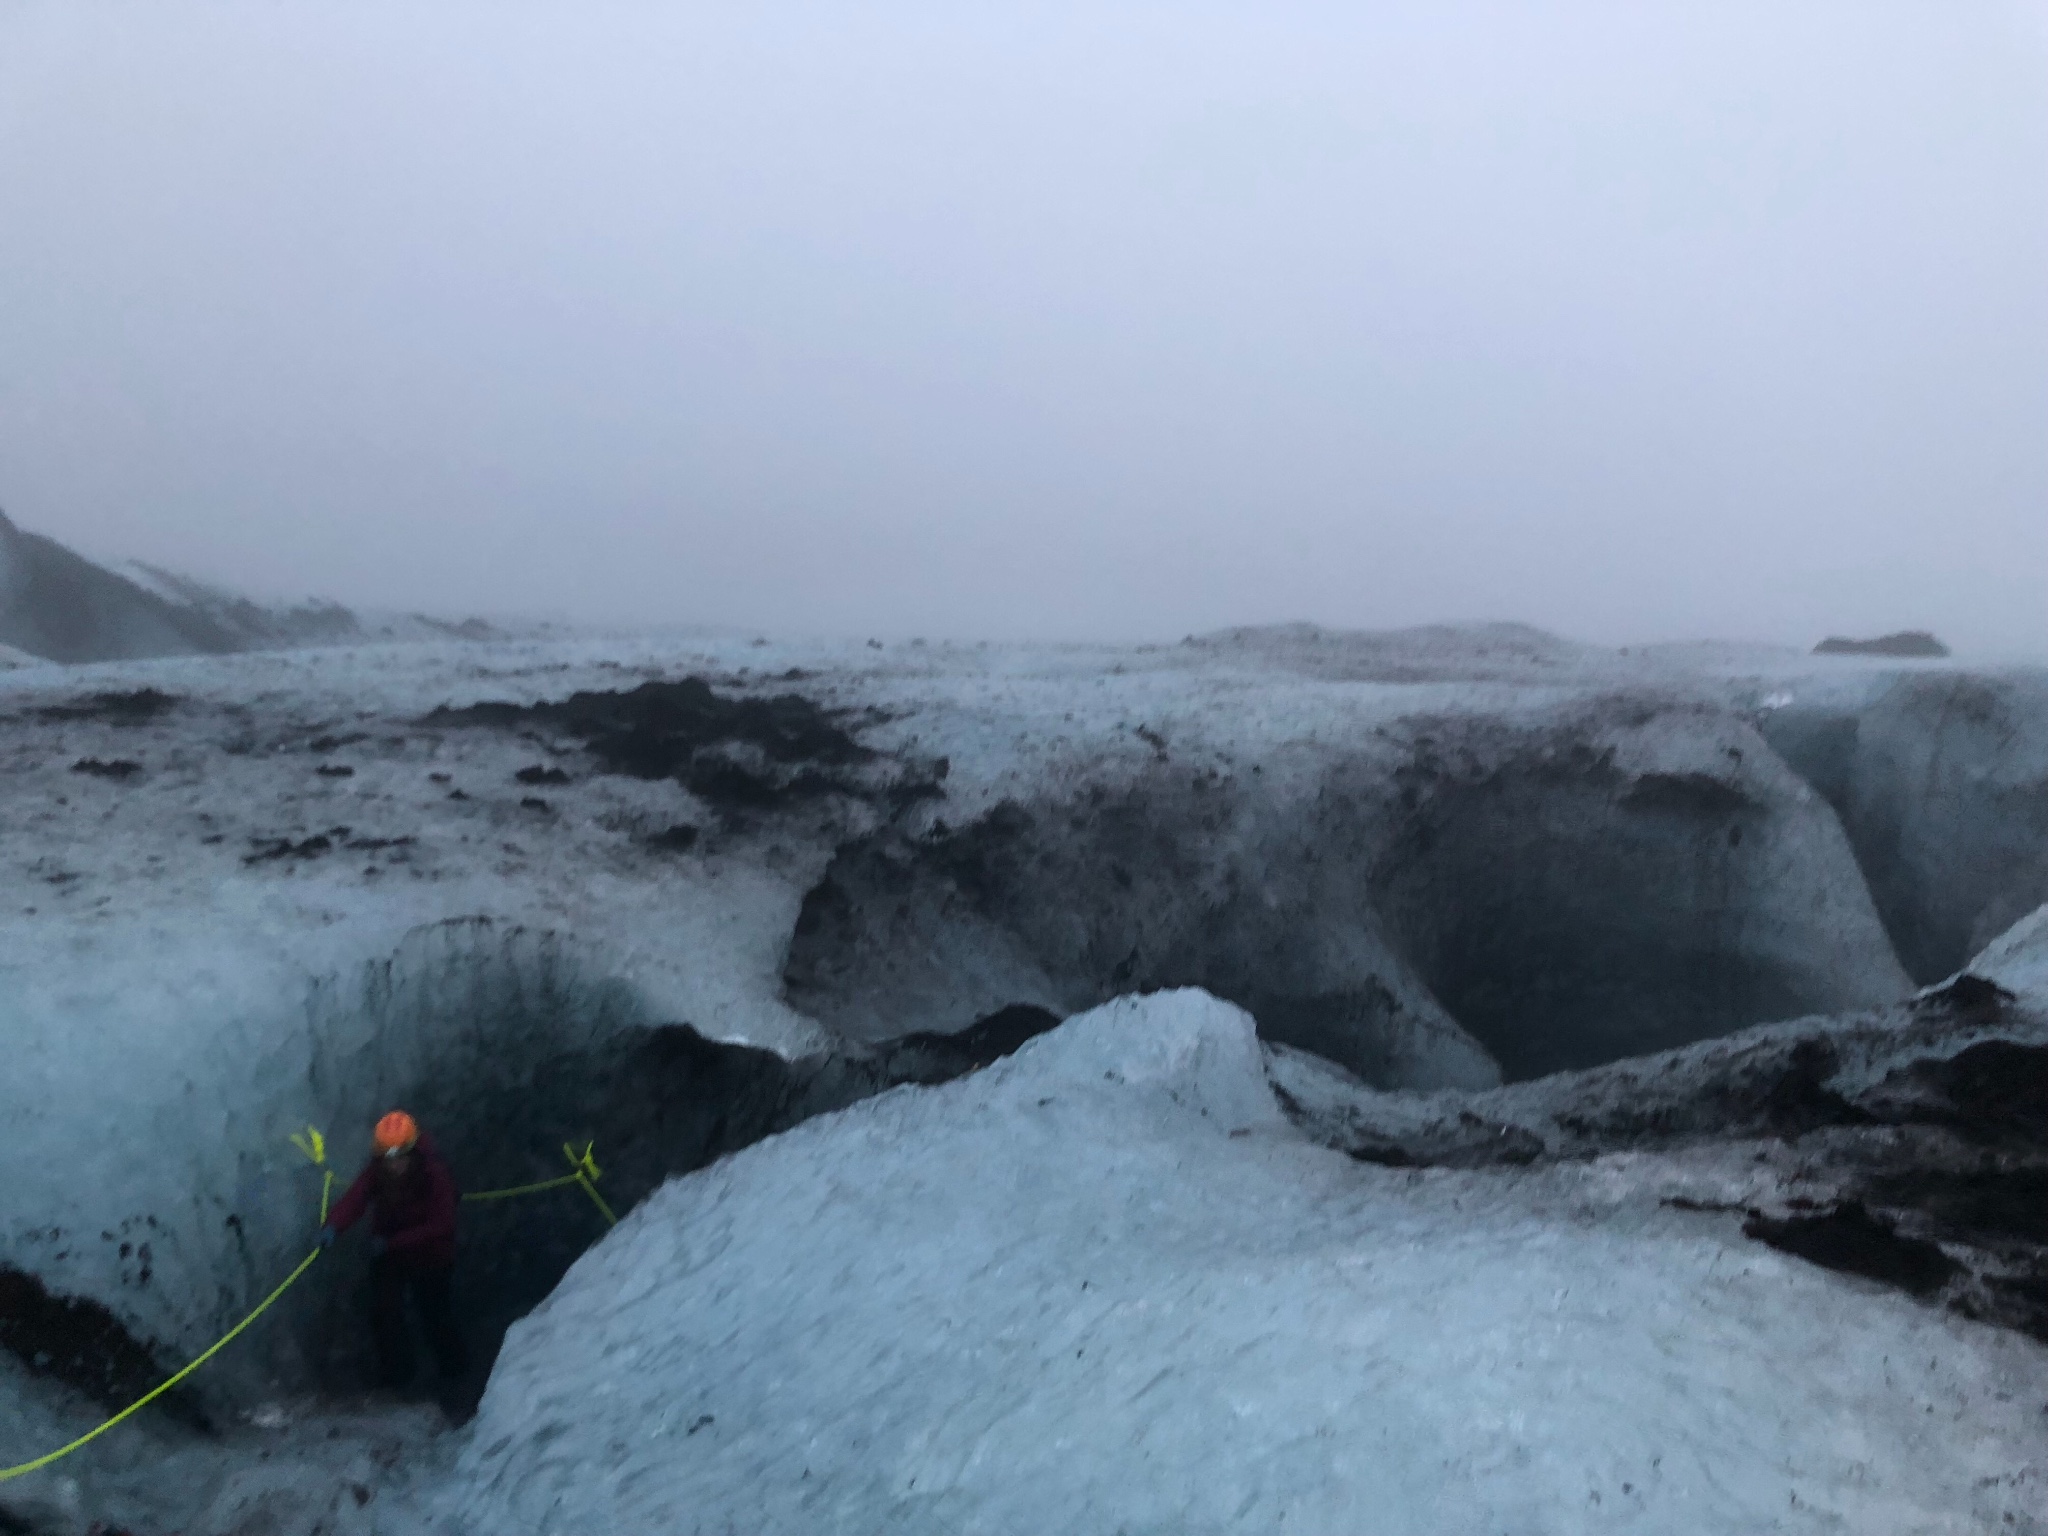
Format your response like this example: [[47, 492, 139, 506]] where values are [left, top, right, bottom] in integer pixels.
[[1812, 631, 1949, 658]]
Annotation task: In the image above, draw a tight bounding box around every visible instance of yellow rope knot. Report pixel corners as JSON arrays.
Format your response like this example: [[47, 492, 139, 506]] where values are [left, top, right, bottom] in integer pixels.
[[290, 1123, 336, 1222], [459, 1140, 618, 1228], [563, 1140, 619, 1228], [1, 1128, 624, 1482]]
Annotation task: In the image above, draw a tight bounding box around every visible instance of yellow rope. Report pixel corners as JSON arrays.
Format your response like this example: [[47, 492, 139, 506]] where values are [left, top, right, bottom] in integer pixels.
[[574, 1174, 619, 1228], [464, 1173, 582, 1202], [564, 1141, 618, 1226], [288, 1125, 325, 1168], [464, 1143, 618, 1226], [2, 1127, 624, 1482], [0, 1249, 323, 1483], [291, 1125, 335, 1222]]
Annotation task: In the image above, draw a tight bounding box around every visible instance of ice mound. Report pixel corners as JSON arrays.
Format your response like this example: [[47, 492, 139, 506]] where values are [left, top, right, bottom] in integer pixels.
[[441, 990, 2043, 1535], [1971, 902, 2048, 1003], [1180, 620, 1598, 682]]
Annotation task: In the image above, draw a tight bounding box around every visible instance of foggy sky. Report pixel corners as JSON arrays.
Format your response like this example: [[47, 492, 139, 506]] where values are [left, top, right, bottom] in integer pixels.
[[2, 3, 2044, 652]]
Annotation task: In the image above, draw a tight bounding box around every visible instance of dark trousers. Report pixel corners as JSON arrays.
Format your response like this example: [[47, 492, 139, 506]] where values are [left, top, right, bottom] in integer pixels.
[[371, 1258, 469, 1387]]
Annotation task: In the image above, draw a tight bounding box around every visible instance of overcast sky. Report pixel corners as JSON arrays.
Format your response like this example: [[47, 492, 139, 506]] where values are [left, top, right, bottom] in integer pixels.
[[2, 4, 2044, 651]]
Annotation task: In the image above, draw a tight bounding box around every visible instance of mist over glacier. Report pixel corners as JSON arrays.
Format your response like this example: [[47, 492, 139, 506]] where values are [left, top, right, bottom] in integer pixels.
[[3, 4, 2045, 653], [4, 3, 2047, 1530]]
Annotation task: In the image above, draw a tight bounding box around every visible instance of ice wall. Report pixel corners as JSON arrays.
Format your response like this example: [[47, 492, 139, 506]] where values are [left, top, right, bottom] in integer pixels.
[[1759, 671, 2048, 983], [790, 697, 1907, 1085], [0, 916, 729, 1403]]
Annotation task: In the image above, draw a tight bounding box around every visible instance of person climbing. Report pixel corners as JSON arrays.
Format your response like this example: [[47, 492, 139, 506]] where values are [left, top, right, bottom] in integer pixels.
[[319, 1110, 470, 1390]]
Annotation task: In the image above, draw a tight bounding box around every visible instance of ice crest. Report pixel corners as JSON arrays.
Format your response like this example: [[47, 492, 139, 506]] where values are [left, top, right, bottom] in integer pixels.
[[994, 988, 1284, 1136]]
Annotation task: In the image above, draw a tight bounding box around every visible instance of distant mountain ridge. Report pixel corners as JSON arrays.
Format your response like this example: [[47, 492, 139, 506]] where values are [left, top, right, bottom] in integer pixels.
[[0, 509, 510, 664]]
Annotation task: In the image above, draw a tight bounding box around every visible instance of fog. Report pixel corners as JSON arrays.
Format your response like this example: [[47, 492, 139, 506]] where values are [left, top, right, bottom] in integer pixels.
[[2, 3, 2043, 651]]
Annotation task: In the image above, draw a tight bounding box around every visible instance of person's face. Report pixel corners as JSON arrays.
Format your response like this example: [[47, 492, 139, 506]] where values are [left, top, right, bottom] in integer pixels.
[[378, 1150, 416, 1183]]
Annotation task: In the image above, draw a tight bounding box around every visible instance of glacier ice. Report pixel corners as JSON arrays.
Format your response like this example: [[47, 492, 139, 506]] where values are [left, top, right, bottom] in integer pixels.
[[442, 990, 2044, 1535], [2, 627, 2044, 1533]]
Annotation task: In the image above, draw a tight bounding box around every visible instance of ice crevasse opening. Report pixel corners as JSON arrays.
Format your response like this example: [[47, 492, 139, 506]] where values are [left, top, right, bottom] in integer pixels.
[[0, 917, 861, 1421]]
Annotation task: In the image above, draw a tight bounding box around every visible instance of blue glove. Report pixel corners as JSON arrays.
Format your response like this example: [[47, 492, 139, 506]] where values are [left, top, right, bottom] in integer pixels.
[[368, 1235, 388, 1258], [317, 1226, 336, 1251]]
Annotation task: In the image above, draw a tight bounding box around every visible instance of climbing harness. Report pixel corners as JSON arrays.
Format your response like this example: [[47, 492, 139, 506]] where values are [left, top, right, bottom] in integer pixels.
[[0, 1127, 616, 1481]]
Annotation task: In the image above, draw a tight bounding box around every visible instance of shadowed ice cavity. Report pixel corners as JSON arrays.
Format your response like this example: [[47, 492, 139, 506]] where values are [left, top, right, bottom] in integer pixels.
[[3, 914, 1050, 1416], [1759, 671, 2048, 985], [786, 700, 1911, 1087], [289, 919, 881, 1391], [0, 692, 1928, 1419]]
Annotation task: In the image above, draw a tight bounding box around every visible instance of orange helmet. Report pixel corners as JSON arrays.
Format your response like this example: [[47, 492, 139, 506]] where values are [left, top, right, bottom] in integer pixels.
[[373, 1111, 419, 1158]]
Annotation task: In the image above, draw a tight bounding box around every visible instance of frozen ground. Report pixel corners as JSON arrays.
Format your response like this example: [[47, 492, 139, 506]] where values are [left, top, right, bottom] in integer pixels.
[[1, 624, 2044, 1532]]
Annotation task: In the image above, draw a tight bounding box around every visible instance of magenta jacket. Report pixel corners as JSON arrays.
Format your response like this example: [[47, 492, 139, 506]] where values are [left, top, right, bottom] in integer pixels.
[[327, 1129, 460, 1270]]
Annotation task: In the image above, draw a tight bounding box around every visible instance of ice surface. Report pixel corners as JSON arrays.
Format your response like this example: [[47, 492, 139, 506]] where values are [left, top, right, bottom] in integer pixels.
[[1758, 671, 2048, 981], [1971, 901, 2048, 1002], [443, 991, 2044, 1535], [2, 626, 2043, 1532], [0, 630, 1955, 1367]]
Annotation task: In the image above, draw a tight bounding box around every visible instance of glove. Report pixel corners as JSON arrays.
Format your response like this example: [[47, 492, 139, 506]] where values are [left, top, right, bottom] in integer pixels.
[[368, 1235, 388, 1259], [317, 1226, 337, 1251]]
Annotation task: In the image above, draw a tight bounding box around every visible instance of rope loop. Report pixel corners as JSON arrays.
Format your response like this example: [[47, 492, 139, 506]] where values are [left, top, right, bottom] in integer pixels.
[[0, 1127, 621, 1481]]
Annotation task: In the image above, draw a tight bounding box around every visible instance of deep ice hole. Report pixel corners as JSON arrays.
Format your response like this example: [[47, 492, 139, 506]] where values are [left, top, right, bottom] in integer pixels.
[[1759, 672, 2048, 985], [280, 919, 889, 1392], [0, 683, 1934, 1425], [787, 706, 1906, 1086]]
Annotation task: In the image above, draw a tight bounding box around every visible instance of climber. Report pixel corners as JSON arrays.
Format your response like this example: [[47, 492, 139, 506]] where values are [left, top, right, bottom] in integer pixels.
[[319, 1110, 470, 1389]]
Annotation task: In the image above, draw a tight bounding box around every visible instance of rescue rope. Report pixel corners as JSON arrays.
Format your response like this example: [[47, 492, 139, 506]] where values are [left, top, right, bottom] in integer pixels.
[[0, 1249, 323, 1483], [290, 1124, 336, 1222], [1, 1127, 618, 1481], [462, 1173, 581, 1200], [464, 1141, 618, 1227]]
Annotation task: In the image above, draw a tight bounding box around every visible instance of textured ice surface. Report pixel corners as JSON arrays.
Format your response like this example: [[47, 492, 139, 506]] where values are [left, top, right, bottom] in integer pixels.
[[1758, 671, 2048, 981], [1973, 902, 2048, 1002], [444, 991, 2045, 1535], [0, 633, 1912, 1359], [2, 628, 2042, 1532], [0, 631, 1963, 1375]]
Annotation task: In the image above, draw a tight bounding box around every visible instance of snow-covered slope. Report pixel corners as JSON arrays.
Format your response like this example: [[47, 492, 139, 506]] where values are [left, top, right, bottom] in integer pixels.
[[0, 509, 246, 662], [442, 990, 2044, 1535], [0, 509, 532, 664]]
